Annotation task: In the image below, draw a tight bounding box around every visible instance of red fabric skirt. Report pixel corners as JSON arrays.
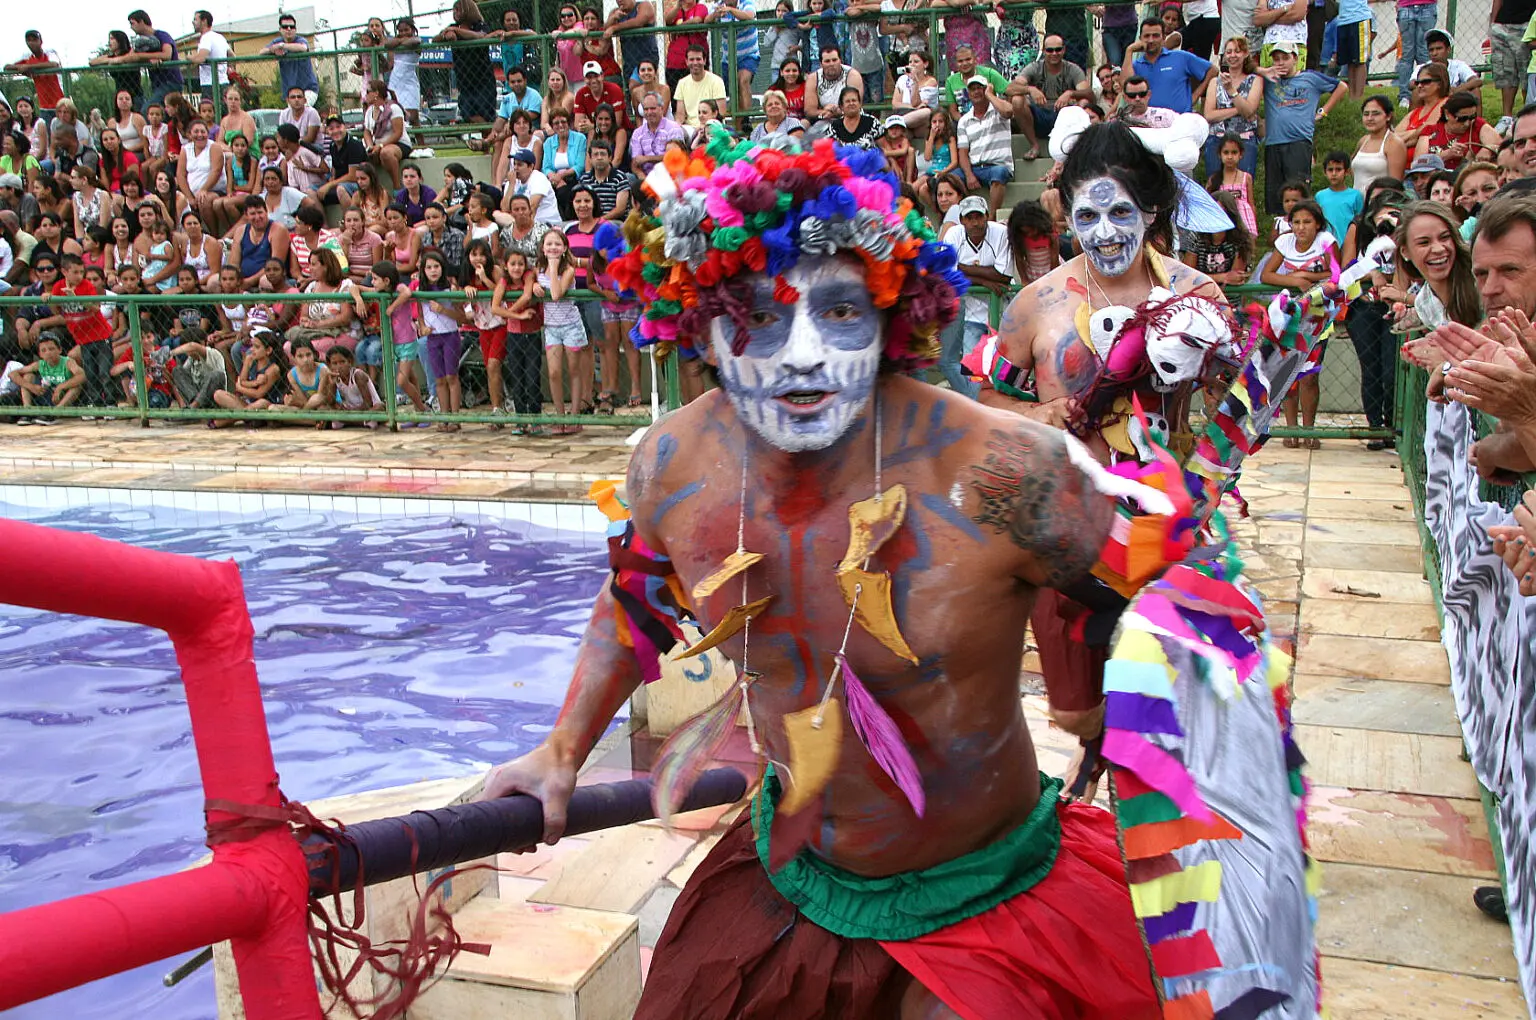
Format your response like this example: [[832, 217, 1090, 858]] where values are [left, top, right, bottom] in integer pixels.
[[635, 801, 1161, 1020]]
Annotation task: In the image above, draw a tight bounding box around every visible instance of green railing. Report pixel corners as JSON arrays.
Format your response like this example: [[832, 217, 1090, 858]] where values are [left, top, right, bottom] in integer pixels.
[[0, 289, 673, 430]]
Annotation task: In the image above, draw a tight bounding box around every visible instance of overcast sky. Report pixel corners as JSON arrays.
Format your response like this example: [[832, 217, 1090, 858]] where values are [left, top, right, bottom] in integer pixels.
[[10, 0, 434, 66]]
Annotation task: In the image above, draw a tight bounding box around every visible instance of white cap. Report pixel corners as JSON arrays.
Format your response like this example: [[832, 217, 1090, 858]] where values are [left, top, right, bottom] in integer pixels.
[[884, 114, 906, 130], [583, 60, 604, 77], [957, 195, 989, 216], [965, 74, 990, 87]]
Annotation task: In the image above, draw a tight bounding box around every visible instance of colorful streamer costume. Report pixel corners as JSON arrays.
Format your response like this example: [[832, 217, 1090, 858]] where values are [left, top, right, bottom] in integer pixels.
[[970, 263, 1350, 1018]]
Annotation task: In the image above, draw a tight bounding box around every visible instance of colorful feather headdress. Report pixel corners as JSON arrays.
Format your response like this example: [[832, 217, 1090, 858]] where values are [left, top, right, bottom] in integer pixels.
[[606, 128, 968, 370]]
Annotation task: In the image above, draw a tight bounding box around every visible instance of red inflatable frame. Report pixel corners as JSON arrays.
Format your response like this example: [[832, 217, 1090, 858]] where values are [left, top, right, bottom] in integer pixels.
[[0, 519, 322, 1017]]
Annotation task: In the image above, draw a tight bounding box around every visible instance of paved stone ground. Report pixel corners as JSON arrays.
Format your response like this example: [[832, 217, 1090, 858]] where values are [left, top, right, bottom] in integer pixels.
[[1, 422, 1525, 1016]]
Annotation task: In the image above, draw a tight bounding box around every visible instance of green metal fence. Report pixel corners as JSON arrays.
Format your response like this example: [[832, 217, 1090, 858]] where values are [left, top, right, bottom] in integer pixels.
[[0, 289, 672, 430]]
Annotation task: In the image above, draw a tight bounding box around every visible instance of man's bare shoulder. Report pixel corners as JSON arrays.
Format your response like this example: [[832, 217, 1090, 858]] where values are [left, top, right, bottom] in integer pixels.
[[955, 409, 1112, 588], [997, 258, 1081, 359], [625, 390, 727, 532]]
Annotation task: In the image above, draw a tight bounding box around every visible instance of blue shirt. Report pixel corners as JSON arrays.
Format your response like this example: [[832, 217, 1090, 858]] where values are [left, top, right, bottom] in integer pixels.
[[272, 35, 320, 93], [1263, 70, 1340, 145], [497, 87, 544, 118], [1131, 48, 1212, 114], [1316, 186, 1364, 240], [1337, 0, 1371, 21]]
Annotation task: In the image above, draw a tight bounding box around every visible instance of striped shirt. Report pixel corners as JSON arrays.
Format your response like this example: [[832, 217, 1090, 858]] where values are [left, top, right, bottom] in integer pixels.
[[956, 105, 1014, 168], [714, 0, 760, 66], [578, 169, 635, 217]]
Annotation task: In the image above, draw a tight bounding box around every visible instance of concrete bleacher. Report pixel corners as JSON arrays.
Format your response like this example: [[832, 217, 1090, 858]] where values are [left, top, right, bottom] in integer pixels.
[[364, 135, 1052, 228]]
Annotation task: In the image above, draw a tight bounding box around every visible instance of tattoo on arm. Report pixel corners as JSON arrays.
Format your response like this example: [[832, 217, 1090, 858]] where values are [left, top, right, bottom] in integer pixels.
[[967, 425, 1111, 588]]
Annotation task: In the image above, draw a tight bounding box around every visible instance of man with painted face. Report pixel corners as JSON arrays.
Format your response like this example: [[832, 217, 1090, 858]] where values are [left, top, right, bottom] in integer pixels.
[[479, 139, 1163, 1019], [977, 121, 1228, 763]]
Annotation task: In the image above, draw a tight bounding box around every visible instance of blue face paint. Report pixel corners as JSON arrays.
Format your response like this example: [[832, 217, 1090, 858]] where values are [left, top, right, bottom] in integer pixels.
[[1071, 176, 1148, 278], [712, 259, 883, 453]]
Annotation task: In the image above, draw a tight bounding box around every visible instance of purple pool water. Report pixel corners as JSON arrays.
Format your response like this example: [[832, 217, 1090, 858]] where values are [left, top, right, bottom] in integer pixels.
[[0, 493, 610, 1019]]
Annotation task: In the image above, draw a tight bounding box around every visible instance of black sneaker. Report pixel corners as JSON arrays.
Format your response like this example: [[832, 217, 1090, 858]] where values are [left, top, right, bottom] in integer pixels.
[[1473, 885, 1509, 922]]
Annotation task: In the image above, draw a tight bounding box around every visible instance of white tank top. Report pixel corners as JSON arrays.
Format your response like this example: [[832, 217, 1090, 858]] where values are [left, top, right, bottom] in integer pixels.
[[114, 117, 142, 152], [1352, 135, 1391, 199], [185, 142, 215, 193], [183, 237, 211, 278]]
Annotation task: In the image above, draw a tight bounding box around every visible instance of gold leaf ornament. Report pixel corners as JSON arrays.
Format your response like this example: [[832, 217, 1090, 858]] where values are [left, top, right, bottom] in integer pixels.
[[839, 485, 909, 570], [674, 596, 774, 659], [778, 702, 842, 816], [691, 549, 766, 603], [837, 569, 918, 664]]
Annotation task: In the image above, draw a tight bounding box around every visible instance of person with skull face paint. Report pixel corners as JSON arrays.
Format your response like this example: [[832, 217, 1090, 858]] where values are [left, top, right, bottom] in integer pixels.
[[478, 133, 1168, 1020], [971, 119, 1324, 1018]]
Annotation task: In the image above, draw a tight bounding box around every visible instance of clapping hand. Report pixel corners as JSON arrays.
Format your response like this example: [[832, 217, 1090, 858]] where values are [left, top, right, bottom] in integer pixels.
[[1443, 310, 1536, 424]]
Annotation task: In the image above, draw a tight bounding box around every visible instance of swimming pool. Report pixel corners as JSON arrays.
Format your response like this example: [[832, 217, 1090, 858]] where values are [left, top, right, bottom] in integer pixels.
[[0, 487, 612, 1019]]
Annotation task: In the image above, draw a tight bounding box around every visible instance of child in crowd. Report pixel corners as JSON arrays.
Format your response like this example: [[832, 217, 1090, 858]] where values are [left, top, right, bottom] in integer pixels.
[[589, 243, 644, 409], [284, 336, 333, 422], [211, 328, 287, 426], [141, 218, 178, 292], [107, 265, 148, 355], [347, 273, 385, 387], [1269, 180, 1307, 244], [1316, 151, 1364, 242], [83, 266, 115, 339], [878, 117, 917, 185], [379, 261, 430, 423], [410, 249, 467, 430], [81, 227, 110, 274], [536, 228, 585, 434], [492, 248, 548, 434], [141, 104, 170, 189], [1262, 199, 1338, 447], [441, 163, 476, 224], [257, 135, 285, 179], [1009, 201, 1060, 284], [110, 335, 175, 408], [167, 327, 229, 410], [212, 264, 253, 376], [34, 254, 115, 408], [463, 239, 509, 422], [1182, 190, 1253, 284], [9, 334, 83, 423], [323, 345, 383, 427], [167, 266, 211, 337], [1205, 133, 1257, 238]]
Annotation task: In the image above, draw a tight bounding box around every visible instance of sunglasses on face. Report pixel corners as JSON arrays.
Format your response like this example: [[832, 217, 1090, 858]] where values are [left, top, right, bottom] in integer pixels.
[[1125, 90, 1149, 98], [1415, 80, 1433, 86], [1043, 46, 1064, 52]]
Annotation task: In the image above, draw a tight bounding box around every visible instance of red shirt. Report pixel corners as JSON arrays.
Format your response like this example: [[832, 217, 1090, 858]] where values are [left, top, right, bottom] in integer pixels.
[[666, 2, 709, 69], [574, 82, 632, 129], [1418, 117, 1491, 171], [17, 52, 62, 109], [52, 278, 113, 345]]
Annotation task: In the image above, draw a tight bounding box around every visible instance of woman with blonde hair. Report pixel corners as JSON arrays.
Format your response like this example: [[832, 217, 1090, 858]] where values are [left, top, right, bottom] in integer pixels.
[[1203, 36, 1261, 176]]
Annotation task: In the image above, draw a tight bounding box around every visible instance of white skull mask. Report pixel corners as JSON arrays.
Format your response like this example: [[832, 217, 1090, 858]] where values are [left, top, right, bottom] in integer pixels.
[[1144, 297, 1234, 391], [1129, 410, 1171, 461]]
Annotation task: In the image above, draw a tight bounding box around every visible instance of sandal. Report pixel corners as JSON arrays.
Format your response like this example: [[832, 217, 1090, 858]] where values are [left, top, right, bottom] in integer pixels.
[[596, 391, 616, 415], [1282, 436, 1300, 448], [1306, 437, 1322, 450]]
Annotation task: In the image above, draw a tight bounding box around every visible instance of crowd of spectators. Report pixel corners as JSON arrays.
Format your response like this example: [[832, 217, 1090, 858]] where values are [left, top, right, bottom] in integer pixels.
[[3, 1, 1536, 432]]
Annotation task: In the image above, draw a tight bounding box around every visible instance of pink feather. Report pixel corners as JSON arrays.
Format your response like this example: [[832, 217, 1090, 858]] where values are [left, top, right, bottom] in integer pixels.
[[840, 658, 926, 817], [650, 690, 741, 825]]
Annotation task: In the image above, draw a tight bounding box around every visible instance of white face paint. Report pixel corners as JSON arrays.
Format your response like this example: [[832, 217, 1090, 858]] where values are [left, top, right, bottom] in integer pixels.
[[1071, 176, 1149, 278], [710, 258, 882, 453]]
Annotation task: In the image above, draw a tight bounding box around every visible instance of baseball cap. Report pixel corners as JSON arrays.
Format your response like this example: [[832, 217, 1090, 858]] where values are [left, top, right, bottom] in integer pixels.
[[965, 74, 990, 87], [1269, 40, 1300, 55], [583, 60, 604, 77], [884, 114, 906, 130], [512, 148, 537, 164], [1406, 153, 1446, 175], [957, 195, 989, 217], [1425, 28, 1452, 47], [0, 173, 22, 191]]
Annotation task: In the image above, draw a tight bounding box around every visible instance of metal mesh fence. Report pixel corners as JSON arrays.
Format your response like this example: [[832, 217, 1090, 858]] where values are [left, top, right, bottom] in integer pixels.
[[0, 290, 669, 429]]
